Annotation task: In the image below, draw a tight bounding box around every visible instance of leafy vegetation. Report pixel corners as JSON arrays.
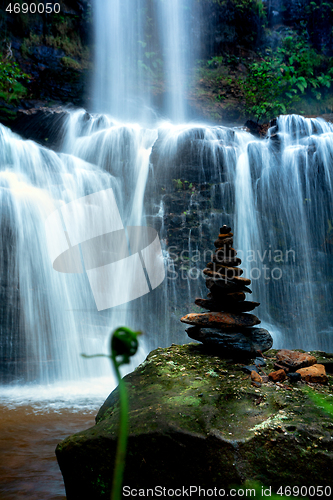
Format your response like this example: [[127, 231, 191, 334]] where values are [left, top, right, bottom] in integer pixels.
[[0, 53, 29, 102], [241, 35, 333, 121], [194, 27, 333, 123]]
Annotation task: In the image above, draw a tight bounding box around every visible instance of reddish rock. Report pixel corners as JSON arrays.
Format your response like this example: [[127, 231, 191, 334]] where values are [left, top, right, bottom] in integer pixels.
[[214, 237, 233, 248], [231, 276, 251, 286], [218, 232, 233, 238], [296, 364, 328, 384], [251, 371, 262, 384], [180, 311, 261, 328], [214, 248, 238, 259], [268, 369, 287, 382], [206, 262, 243, 277], [276, 350, 317, 371]]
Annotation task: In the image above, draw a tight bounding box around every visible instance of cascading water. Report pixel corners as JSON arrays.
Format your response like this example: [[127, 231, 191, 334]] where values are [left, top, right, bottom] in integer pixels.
[[156, 0, 195, 122], [93, 0, 150, 120], [93, 0, 197, 123], [0, 112, 157, 384], [1, 2, 333, 389], [148, 116, 333, 351], [2, 3, 333, 498]]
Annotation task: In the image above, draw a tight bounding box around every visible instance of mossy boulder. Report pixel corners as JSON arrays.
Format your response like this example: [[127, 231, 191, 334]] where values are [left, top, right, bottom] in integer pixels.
[[56, 344, 333, 499]]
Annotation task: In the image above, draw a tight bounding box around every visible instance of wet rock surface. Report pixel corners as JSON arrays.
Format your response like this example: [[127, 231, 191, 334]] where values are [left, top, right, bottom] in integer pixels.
[[9, 106, 70, 150], [186, 326, 273, 357], [181, 311, 261, 328], [56, 344, 333, 499], [276, 349, 317, 371]]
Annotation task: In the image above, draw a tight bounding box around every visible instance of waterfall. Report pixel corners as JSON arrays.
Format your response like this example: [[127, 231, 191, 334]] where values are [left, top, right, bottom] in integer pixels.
[[1, 111, 333, 384], [93, 0, 197, 122], [93, 0, 149, 120], [0, 113, 157, 384], [1, 2, 333, 387], [156, 0, 195, 122], [148, 116, 333, 351]]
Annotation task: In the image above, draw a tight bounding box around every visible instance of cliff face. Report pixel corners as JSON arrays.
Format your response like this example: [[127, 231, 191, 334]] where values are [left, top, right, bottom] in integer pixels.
[[0, 0, 93, 121]]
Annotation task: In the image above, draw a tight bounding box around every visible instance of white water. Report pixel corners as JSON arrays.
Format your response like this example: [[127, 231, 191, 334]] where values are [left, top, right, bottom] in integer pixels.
[[0, 114, 154, 387], [1, 111, 333, 390], [1, 1, 333, 394], [149, 115, 333, 351], [93, 0, 196, 123]]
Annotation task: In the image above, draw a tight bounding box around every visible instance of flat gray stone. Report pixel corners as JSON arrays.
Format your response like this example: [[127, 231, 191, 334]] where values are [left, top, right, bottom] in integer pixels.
[[186, 327, 273, 357]]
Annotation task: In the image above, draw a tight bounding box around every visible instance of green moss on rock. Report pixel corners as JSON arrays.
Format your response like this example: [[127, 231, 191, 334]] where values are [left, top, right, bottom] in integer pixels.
[[56, 344, 333, 499]]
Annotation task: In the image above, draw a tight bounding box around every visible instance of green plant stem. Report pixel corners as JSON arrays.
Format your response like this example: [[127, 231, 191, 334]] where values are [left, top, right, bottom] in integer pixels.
[[111, 356, 129, 500]]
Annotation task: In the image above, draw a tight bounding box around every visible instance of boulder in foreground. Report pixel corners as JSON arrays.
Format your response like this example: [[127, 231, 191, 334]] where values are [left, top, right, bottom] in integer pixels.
[[56, 345, 333, 499]]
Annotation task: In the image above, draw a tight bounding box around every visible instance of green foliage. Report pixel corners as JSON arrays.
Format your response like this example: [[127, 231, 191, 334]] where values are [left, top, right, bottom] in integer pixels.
[[241, 35, 333, 121], [21, 25, 90, 67], [173, 179, 183, 191], [207, 56, 224, 68], [0, 54, 30, 102], [137, 41, 163, 80], [61, 57, 83, 71]]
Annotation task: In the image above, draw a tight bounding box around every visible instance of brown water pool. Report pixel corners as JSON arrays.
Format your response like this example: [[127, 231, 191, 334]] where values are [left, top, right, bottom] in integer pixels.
[[0, 380, 113, 500]]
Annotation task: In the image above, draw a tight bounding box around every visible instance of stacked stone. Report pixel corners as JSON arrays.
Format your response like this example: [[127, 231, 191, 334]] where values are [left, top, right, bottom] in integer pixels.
[[180, 225, 273, 358]]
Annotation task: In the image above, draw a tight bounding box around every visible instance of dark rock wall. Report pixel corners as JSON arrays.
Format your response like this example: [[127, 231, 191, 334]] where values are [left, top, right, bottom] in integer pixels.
[[0, 1, 93, 106]]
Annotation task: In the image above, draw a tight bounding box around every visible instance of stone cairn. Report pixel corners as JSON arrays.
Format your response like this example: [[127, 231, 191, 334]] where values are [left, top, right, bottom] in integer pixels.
[[180, 225, 273, 358]]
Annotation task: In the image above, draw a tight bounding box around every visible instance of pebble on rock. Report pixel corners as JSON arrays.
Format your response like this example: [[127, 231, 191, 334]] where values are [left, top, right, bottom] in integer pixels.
[[296, 364, 328, 384], [242, 365, 260, 374], [206, 262, 243, 276], [205, 278, 252, 295], [220, 225, 231, 234], [268, 369, 287, 383], [251, 371, 262, 386], [194, 297, 260, 313], [287, 372, 302, 383], [276, 350, 317, 371], [214, 237, 233, 248]]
